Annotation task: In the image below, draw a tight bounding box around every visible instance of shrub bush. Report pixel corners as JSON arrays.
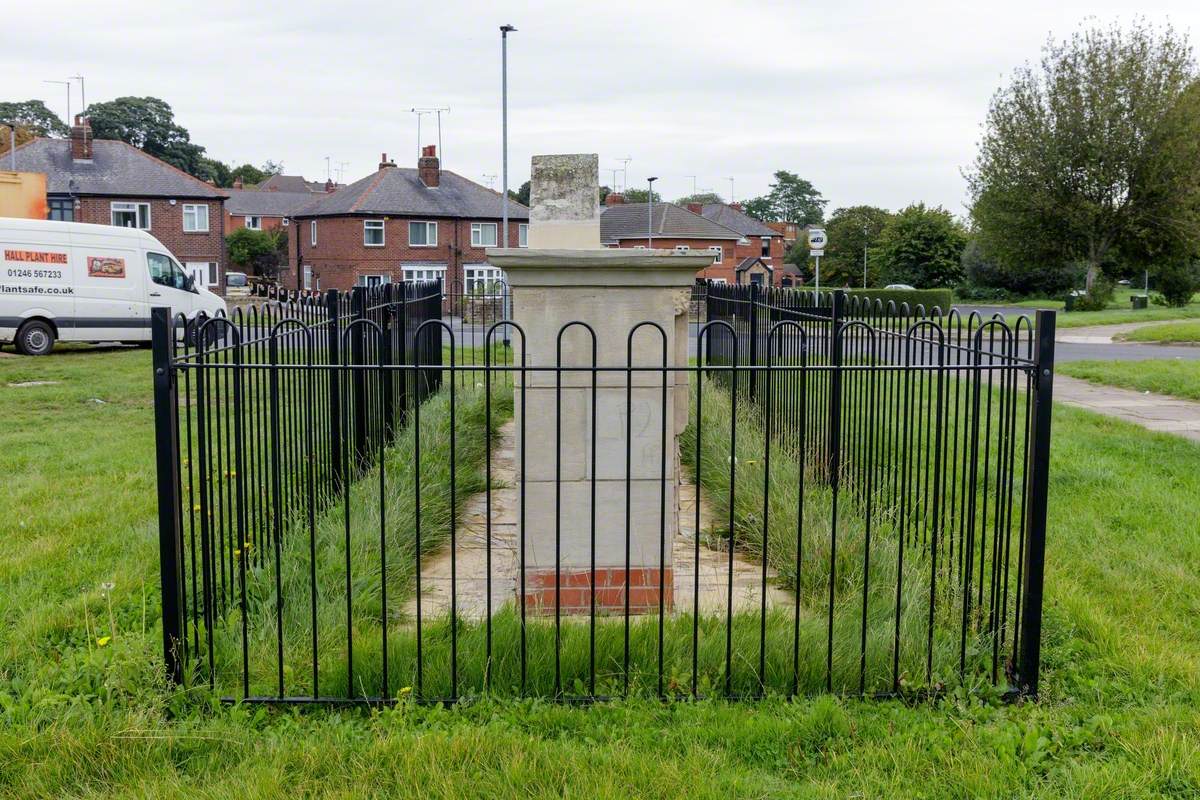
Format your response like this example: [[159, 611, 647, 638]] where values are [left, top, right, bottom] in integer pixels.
[[845, 287, 955, 314], [1153, 261, 1200, 307], [1070, 277, 1114, 311]]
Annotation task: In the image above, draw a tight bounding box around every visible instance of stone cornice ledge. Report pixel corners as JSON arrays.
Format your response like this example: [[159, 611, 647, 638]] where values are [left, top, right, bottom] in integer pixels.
[[486, 248, 714, 271]]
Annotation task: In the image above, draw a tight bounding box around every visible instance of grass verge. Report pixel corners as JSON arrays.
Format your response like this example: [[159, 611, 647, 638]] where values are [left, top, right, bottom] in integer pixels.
[[1058, 359, 1200, 402]]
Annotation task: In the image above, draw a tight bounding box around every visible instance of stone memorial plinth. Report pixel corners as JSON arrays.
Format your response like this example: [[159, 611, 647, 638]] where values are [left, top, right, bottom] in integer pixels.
[[486, 248, 712, 613]]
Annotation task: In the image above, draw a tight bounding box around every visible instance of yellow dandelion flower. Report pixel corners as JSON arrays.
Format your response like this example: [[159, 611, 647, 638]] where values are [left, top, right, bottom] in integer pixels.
[[96, 636, 111, 647]]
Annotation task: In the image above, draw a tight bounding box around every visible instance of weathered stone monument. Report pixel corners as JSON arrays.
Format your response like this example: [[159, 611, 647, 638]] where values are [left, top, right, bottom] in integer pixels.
[[488, 154, 713, 613]]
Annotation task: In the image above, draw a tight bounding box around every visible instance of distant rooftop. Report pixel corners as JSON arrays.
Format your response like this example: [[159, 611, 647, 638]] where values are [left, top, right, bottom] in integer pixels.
[[296, 166, 530, 220], [600, 202, 742, 244]]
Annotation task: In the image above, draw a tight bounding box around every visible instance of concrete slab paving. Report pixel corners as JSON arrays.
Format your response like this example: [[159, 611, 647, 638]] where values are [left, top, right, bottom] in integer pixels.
[[1054, 375, 1200, 443]]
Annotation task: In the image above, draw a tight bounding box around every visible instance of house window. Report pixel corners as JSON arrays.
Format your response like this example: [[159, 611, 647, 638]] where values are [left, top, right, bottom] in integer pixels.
[[403, 264, 446, 284], [364, 219, 385, 246], [310, 220, 317, 246], [409, 220, 437, 247], [761, 236, 771, 258], [303, 265, 313, 290], [674, 245, 690, 253], [358, 273, 391, 287], [465, 265, 505, 296], [111, 201, 150, 229], [709, 246, 723, 264], [470, 222, 497, 247], [518, 223, 529, 247], [47, 198, 74, 221], [710, 277, 727, 285], [183, 204, 209, 232], [282, 217, 290, 226], [245, 215, 262, 230]]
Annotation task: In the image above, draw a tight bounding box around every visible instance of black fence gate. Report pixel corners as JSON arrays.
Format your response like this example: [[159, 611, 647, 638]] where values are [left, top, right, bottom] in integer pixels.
[[151, 281, 1053, 705]]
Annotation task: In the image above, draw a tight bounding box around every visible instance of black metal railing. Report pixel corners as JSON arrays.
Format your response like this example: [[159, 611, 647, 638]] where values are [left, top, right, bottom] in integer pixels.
[[151, 283, 1053, 704]]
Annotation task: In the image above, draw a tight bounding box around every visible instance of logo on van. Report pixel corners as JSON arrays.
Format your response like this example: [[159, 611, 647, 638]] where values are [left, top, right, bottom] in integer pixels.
[[4, 249, 68, 264], [87, 256, 126, 278]]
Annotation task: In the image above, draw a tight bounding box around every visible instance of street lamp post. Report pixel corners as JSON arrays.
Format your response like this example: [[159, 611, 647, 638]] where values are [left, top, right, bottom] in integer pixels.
[[647, 176, 658, 247], [500, 24, 517, 248]]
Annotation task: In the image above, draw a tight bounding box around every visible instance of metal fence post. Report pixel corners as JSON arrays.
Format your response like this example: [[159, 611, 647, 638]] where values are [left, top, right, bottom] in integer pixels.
[[826, 290, 846, 472], [1017, 310, 1055, 697], [151, 307, 184, 685], [350, 286, 368, 470], [747, 282, 760, 399], [325, 289, 344, 490], [381, 283, 396, 442]]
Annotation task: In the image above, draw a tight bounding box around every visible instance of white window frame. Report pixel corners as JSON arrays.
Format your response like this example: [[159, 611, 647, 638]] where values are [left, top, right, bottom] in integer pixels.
[[709, 245, 723, 264], [282, 217, 290, 227], [111, 201, 150, 230], [402, 264, 447, 284], [310, 220, 317, 246], [303, 265, 313, 290], [409, 220, 438, 247], [245, 215, 262, 231], [710, 277, 727, 285], [364, 219, 386, 247], [674, 245, 690, 253], [358, 273, 392, 287], [470, 222, 498, 247], [761, 236, 772, 258], [464, 264, 505, 296], [182, 204, 209, 233], [518, 223, 529, 248]]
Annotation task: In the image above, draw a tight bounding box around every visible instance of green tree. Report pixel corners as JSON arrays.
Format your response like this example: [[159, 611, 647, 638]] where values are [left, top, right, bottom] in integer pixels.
[[821, 206, 893, 287], [674, 192, 724, 206], [227, 228, 285, 278], [968, 21, 1200, 291], [0, 100, 68, 137], [873, 204, 968, 288], [196, 157, 231, 187], [229, 163, 270, 187], [623, 188, 662, 204], [507, 180, 530, 206], [739, 172, 826, 225], [85, 96, 207, 176]]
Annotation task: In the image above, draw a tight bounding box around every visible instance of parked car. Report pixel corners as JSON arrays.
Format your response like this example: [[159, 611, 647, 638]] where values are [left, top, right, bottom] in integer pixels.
[[225, 271, 250, 297], [0, 217, 227, 355], [884, 283, 916, 290]]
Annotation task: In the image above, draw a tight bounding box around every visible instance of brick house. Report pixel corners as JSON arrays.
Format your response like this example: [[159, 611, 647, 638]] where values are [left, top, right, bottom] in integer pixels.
[[3, 116, 228, 290], [224, 189, 316, 235], [695, 202, 787, 273], [600, 195, 756, 284], [288, 146, 529, 292], [255, 174, 342, 194]]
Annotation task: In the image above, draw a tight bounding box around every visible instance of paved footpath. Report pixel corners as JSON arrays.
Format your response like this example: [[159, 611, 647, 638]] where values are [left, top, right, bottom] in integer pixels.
[[1054, 375, 1200, 443]]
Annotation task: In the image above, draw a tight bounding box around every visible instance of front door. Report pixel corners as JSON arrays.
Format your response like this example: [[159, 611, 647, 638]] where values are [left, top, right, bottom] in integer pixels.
[[185, 262, 215, 290]]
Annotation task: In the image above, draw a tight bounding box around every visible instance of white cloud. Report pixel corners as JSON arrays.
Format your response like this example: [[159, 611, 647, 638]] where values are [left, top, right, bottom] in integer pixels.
[[3, 0, 1196, 211]]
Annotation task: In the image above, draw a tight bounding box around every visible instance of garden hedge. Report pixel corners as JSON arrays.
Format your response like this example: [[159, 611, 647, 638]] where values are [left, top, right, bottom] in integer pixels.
[[843, 288, 955, 314]]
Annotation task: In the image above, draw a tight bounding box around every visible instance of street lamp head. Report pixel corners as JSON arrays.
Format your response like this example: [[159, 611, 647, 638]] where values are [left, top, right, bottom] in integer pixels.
[[647, 176, 658, 183], [500, 24, 517, 33]]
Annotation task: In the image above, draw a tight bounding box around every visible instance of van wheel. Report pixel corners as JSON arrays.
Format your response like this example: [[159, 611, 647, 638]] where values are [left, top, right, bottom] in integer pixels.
[[15, 320, 55, 356]]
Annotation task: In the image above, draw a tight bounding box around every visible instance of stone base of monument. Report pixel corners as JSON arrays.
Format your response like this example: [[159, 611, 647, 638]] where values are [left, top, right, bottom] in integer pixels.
[[521, 567, 674, 615]]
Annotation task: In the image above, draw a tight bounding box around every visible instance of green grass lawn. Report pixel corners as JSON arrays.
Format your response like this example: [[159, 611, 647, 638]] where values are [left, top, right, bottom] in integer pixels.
[[1117, 321, 1200, 344], [1, 346, 1199, 797], [991, 287, 1200, 329], [1058, 359, 1200, 402]]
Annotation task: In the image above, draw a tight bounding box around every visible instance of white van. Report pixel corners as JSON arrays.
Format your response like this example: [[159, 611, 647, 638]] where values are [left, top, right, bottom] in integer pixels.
[[0, 217, 226, 355]]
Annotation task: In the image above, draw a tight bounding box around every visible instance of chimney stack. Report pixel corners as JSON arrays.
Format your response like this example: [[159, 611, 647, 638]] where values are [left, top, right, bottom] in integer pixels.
[[686, 202, 703, 215], [233, 177, 244, 190], [70, 114, 92, 161], [418, 144, 440, 188], [379, 152, 397, 170], [324, 178, 335, 193], [604, 192, 625, 206]]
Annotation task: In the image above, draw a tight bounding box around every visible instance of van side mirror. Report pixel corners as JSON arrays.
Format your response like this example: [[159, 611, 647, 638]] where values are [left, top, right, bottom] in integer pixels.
[[184, 274, 197, 292]]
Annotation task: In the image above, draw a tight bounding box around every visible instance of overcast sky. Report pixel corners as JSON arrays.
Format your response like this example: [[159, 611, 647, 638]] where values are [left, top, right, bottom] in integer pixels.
[[4, 1, 1197, 215]]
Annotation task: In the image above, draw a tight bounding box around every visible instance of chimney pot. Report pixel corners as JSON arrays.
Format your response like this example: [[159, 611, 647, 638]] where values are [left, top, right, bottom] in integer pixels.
[[604, 192, 625, 206], [324, 178, 335, 192], [686, 203, 703, 215]]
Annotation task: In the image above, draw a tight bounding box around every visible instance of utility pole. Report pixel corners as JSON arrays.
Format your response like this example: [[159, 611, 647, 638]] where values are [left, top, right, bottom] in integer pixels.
[[607, 168, 620, 194], [500, 24, 517, 248], [647, 176, 658, 247], [71, 74, 85, 115], [618, 156, 632, 193]]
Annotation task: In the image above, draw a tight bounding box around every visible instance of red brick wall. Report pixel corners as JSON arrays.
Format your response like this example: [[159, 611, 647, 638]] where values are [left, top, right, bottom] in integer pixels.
[[290, 216, 527, 291], [609, 237, 742, 283], [225, 211, 287, 235], [76, 196, 226, 282]]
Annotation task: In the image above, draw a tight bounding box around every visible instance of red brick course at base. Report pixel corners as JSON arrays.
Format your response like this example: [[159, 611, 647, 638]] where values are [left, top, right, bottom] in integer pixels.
[[521, 567, 674, 614]]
